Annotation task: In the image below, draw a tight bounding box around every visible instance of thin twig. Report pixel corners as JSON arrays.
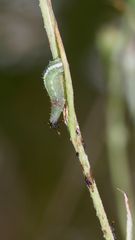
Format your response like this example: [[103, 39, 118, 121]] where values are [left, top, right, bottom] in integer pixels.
[[39, 0, 115, 239]]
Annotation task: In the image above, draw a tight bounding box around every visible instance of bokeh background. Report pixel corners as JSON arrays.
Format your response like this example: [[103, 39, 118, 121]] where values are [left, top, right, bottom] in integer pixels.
[[0, 0, 135, 239]]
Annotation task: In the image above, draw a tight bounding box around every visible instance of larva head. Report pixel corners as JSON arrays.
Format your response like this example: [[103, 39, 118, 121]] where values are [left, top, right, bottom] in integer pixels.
[[49, 98, 65, 128]]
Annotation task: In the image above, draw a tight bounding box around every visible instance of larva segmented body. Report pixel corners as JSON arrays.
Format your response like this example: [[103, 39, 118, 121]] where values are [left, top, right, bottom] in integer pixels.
[[43, 58, 65, 128]]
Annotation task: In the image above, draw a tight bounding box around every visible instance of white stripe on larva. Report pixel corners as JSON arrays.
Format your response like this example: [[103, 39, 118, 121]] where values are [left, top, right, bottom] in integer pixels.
[[44, 61, 63, 77]]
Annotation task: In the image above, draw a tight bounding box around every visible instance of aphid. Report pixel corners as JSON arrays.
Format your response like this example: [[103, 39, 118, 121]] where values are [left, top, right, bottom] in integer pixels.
[[43, 58, 65, 128]]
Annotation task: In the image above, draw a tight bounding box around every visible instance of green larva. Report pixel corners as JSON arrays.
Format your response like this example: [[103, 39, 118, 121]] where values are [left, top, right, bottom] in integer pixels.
[[43, 58, 65, 128]]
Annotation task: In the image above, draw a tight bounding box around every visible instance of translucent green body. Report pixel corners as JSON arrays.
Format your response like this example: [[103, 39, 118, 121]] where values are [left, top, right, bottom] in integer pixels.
[[43, 58, 65, 127]]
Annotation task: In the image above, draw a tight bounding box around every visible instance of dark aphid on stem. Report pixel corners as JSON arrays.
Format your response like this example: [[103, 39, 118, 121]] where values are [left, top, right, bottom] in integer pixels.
[[43, 58, 65, 128]]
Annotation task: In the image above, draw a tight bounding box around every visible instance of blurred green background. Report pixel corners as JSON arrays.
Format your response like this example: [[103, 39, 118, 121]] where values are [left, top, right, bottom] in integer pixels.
[[0, 0, 135, 239]]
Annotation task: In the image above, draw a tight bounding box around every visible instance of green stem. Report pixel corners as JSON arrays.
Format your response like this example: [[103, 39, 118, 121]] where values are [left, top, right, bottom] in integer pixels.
[[39, 0, 115, 239]]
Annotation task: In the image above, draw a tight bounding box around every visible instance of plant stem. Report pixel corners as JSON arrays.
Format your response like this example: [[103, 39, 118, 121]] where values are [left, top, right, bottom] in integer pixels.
[[39, 0, 115, 239]]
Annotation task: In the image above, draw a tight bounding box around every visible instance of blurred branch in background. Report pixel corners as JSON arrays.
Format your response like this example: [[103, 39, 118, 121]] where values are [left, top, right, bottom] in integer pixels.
[[97, 1, 135, 238], [118, 189, 133, 240]]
